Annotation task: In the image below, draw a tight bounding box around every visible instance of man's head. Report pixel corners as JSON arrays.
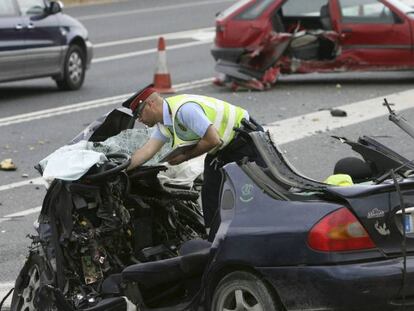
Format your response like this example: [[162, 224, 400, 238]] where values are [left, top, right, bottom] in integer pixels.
[[123, 85, 163, 127]]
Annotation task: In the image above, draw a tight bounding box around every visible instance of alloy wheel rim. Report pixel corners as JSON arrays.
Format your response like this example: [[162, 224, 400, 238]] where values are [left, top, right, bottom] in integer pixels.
[[221, 288, 263, 311], [19, 265, 40, 311], [68, 51, 83, 84]]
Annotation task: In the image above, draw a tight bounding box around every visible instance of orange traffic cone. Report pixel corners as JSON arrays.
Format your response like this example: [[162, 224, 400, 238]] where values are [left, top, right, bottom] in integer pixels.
[[153, 37, 175, 93]]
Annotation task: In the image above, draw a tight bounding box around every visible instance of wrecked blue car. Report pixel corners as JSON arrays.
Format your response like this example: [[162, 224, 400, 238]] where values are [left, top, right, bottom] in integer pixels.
[[7, 100, 414, 311]]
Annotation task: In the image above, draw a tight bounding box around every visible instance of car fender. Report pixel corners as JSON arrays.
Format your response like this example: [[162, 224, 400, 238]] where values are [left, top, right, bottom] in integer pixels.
[[55, 13, 92, 72]]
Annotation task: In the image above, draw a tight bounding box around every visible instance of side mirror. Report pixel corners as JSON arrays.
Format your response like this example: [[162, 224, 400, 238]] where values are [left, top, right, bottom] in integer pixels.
[[48, 1, 63, 14]]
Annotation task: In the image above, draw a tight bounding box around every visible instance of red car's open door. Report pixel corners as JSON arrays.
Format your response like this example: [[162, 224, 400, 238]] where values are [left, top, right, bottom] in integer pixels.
[[334, 0, 412, 67]]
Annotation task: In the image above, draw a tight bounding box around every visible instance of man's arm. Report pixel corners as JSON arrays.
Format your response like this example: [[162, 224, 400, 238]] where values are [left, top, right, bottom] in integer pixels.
[[168, 125, 221, 165], [128, 138, 165, 170]]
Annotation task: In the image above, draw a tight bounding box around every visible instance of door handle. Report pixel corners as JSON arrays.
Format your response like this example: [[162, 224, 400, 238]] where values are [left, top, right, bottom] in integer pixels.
[[27, 23, 35, 29], [15, 24, 23, 30], [342, 28, 353, 33]]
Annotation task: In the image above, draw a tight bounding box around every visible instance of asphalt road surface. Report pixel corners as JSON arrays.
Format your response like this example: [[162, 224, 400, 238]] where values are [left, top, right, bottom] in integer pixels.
[[2, 0, 414, 308]]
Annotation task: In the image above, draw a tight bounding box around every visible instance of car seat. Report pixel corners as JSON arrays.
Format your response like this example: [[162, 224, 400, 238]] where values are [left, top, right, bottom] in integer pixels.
[[290, 32, 320, 60], [334, 157, 373, 183], [320, 3, 332, 30]]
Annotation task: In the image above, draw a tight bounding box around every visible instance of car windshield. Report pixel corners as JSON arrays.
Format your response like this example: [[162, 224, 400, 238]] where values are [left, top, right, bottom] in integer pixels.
[[282, 0, 328, 17], [216, 0, 251, 20]]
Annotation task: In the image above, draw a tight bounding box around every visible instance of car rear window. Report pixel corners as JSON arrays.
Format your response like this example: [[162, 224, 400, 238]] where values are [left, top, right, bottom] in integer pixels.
[[235, 0, 275, 19], [0, 0, 17, 16], [217, 0, 252, 20], [282, 0, 328, 17]]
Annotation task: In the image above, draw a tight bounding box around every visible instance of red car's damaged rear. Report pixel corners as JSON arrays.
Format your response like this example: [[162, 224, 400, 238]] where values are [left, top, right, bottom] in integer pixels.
[[212, 0, 414, 91]]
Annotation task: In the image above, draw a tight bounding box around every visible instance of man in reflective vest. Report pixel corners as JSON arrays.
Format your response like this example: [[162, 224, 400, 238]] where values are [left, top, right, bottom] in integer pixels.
[[123, 84, 258, 238]]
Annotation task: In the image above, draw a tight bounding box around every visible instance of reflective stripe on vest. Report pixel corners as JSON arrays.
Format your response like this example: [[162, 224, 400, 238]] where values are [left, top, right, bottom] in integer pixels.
[[158, 94, 247, 150]]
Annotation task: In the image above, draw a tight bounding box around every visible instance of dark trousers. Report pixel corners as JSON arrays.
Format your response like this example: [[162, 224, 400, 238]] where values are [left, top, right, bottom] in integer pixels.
[[201, 137, 255, 239]]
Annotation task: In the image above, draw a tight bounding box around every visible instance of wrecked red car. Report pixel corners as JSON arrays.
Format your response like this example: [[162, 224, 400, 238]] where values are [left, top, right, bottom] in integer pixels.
[[212, 0, 414, 90]]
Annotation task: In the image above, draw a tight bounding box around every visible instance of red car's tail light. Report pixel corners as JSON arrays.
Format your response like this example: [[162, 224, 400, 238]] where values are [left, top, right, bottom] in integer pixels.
[[308, 207, 375, 252], [216, 24, 225, 33]]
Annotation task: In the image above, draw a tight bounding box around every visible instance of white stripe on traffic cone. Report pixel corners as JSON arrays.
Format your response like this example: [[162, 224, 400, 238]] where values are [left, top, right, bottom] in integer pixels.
[[153, 37, 175, 93]]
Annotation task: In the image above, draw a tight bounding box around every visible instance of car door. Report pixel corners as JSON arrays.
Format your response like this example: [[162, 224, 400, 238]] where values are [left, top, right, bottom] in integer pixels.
[[17, 0, 64, 76], [0, 0, 27, 82], [335, 0, 411, 66]]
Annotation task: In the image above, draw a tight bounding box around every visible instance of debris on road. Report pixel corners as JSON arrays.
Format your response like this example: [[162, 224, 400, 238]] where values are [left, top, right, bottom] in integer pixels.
[[0, 159, 17, 171], [317, 108, 348, 117], [330, 109, 347, 117]]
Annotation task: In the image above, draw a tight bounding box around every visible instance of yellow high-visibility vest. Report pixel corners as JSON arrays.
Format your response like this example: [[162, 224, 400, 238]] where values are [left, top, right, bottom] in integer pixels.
[[157, 94, 247, 152]]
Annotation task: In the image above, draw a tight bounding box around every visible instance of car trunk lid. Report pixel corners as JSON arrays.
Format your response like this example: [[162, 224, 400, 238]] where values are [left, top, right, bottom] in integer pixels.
[[327, 182, 414, 255]]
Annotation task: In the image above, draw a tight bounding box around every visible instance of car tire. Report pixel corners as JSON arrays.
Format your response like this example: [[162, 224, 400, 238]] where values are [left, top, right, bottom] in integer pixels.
[[10, 253, 54, 311], [211, 271, 279, 311], [55, 44, 85, 91]]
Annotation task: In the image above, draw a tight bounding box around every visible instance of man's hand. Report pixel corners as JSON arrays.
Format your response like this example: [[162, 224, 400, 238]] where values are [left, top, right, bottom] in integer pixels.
[[182, 125, 221, 160], [128, 138, 165, 170], [168, 153, 188, 165]]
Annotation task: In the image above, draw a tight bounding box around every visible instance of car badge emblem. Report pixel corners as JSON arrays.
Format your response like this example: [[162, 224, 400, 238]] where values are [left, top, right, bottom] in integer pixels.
[[367, 208, 384, 219], [375, 221, 390, 236], [240, 184, 254, 203]]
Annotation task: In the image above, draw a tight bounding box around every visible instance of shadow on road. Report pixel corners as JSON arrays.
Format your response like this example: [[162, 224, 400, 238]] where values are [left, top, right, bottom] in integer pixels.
[[0, 86, 60, 102]]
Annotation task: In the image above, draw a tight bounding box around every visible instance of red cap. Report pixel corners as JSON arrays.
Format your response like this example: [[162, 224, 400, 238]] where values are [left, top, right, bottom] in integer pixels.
[[129, 86, 156, 112]]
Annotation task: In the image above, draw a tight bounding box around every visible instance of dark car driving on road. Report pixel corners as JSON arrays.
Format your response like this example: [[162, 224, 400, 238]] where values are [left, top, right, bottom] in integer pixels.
[[0, 0, 93, 90]]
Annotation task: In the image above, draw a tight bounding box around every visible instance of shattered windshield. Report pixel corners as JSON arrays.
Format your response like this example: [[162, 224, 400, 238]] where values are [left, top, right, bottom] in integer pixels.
[[38, 128, 172, 181], [91, 128, 172, 165]]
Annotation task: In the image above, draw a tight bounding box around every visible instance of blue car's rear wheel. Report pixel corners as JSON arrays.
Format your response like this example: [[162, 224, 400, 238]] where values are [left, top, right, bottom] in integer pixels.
[[211, 271, 278, 311]]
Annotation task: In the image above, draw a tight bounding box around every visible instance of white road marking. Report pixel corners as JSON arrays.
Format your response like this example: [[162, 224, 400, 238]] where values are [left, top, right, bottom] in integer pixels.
[[94, 27, 214, 48], [77, 0, 233, 21], [0, 206, 41, 224], [93, 40, 212, 64], [0, 177, 46, 192], [0, 282, 14, 288], [266, 91, 414, 145], [0, 78, 213, 128], [0, 282, 14, 308]]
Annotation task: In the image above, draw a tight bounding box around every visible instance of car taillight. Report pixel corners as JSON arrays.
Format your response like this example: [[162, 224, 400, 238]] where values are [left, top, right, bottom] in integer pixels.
[[308, 207, 375, 252], [216, 24, 225, 33]]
